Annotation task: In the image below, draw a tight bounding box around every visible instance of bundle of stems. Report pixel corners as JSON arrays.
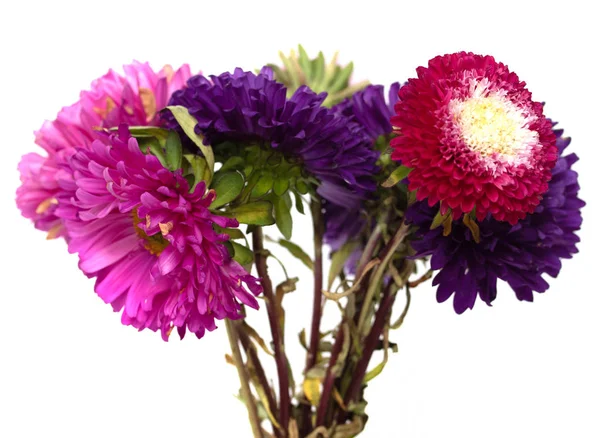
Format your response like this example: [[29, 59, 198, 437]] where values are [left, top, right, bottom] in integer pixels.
[[226, 198, 426, 438]]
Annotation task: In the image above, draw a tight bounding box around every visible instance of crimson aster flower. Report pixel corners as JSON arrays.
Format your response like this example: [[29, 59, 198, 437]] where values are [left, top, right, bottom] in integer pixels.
[[56, 127, 261, 340], [406, 124, 583, 313], [391, 52, 558, 225], [16, 62, 192, 237]]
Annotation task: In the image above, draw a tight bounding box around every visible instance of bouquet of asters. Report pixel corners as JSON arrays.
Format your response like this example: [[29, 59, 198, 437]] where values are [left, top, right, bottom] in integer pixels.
[[16, 47, 584, 437]]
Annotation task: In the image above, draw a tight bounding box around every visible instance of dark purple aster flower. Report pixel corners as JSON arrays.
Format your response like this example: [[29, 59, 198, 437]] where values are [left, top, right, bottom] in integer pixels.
[[165, 67, 378, 208], [406, 125, 584, 313], [332, 83, 400, 142], [324, 84, 400, 249]]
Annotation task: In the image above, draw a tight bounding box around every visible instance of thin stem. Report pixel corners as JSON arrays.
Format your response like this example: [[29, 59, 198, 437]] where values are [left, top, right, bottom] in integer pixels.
[[301, 198, 325, 435], [339, 282, 398, 422], [253, 227, 291, 434], [306, 199, 324, 370], [238, 325, 282, 438], [355, 223, 383, 277], [356, 221, 410, 333], [408, 269, 433, 288], [315, 324, 345, 427], [225, 319, 264, 438]]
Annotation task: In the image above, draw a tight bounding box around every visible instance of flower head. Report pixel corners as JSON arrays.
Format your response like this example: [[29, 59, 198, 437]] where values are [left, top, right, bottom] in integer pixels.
[[333, 83, 400, 141], [391, 52, 558, 225], [16, 152, 68, 236], [166, 67, 378, 208], [406, 125, 583, 313], [56, 127, 261, 339], [324, 84, 400, 249], [17, 62, 192, 237]]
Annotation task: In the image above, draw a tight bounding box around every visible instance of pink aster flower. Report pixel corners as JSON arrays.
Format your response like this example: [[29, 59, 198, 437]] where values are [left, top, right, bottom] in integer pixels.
[[17, 62, 192, 237], [390, 52, 557, 224], [57, 127, 262, 340]]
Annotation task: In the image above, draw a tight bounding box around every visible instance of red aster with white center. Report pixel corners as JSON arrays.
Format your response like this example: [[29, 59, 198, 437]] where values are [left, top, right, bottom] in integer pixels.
[[390, 52, 557, 224]]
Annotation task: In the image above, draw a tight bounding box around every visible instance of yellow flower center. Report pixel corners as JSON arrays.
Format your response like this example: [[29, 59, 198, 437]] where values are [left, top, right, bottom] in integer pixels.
[[449, 83, 538, 159]]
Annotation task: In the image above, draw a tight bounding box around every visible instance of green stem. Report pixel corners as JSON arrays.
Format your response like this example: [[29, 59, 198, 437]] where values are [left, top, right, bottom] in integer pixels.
[[356, 221, 410, 333], [338, 281, 398, 424], [238, 325, 282, 438], [225, 319, 264, 438]]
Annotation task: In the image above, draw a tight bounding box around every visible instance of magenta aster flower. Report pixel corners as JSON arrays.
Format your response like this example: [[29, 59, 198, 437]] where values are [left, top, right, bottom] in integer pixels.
[[17, 62, 192, 237], [391, 52, 558, 225], [16, 152, 67, 236], [56, 127, 261, 340]]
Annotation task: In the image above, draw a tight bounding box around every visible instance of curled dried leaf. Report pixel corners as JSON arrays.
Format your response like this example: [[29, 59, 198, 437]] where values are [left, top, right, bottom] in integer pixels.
[[322, 258, 380, 301]]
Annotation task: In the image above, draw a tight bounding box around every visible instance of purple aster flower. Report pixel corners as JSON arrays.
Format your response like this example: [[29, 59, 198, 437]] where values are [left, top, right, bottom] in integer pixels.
[[165, 67, 378, 208], [332, 83, 400, 142], [324, 84, 400, 249], [56, 127, 262, 340], [405, 124, 584, 313]]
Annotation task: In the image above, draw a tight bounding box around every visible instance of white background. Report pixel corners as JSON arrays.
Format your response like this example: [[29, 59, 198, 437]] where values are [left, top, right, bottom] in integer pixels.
[[1, 1, 598, 437]]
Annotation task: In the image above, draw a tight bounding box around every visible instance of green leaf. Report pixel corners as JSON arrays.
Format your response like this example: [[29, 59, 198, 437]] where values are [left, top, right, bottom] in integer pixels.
[[408, 189, 417, 205], [225, 201, 275, 226], [328, 241, 359, 290], [214, 225, 245, 240], [266, 63, 290, 85], [329, 61, 353, 93], [297, 44, 312, 81], [164, 130, 183, 171], [293, 191, 305, 214], [298, 328, 308, 350], [364, 359, 387, 383], [251, 173, 274, 198], [137, 136, 168, 168], [312, 51, 326, 90], [328, 80, 369, 106], [296, 180, 309, 195], [324, 51, 339, 86], [463, 214, 481, 243], [430, 208, 451, 230], [165, 106, 215, 181], [382, 165, 412, 188], [274, 194, 293, 239], [211, 172, 244, 209], [125, 126, 170, 143], [220, 156, 245, 173], [279, 50, 300, 90], [184, 154, 210, 191], [272, 238, 314, 271], [230, 241, 254, 266], [273, 178, 290, 197]]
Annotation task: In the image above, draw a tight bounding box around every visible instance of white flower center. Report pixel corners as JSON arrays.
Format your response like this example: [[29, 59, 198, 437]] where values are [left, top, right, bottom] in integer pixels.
[[449, 80, 539, 161]]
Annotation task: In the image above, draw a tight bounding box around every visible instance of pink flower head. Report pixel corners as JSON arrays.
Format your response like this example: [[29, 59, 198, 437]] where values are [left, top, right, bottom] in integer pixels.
[[57, 127, 261, 340], [78, 61, 192, 130], [390, 52, 557, 224], [16, 152, 65, 236], [17, 62, 192, 237]]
